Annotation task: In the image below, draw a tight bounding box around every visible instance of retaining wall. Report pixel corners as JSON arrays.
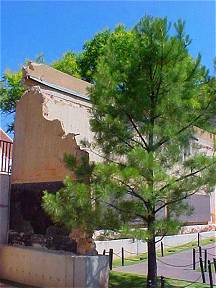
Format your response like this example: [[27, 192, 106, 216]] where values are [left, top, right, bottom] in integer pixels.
[[0, 245, 109, 288], [95, 231, 215, 259], [0, 174, 10, 244]]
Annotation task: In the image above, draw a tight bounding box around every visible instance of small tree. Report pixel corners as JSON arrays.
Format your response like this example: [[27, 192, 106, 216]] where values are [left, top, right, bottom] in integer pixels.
[[0, 71, 25, 132], [42, 154, 120, 254], [89, 17, 216, 287], [52, 51, 81, 78], [78, 29, 111, 82]]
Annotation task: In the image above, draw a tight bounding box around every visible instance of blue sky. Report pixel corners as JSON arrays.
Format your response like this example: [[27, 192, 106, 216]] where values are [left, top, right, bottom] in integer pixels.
[[1, 0, 215, 134]]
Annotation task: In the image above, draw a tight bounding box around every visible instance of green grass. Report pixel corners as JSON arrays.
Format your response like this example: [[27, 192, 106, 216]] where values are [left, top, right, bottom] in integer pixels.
[[112, 237, 215, 267], [109, 272, 210, 288]]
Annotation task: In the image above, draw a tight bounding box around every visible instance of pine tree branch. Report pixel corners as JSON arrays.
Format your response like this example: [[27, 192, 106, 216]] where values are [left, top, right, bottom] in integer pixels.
[[129, 137, 148, 149], [110, 176, 149, 208], [127, 113, 149, 150], [153, 99, 213, 150], [155, 233, 167, 243], [155, 187, 200, 214], [159, 160, 216, 194], [87, 147, 125, 166], [102, 200, 147, 222]]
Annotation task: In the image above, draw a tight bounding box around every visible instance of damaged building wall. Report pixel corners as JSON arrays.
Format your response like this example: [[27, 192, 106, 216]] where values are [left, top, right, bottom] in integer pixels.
[[10, 66, 96, 233], [12, 87, 89, 184], [10, 63, 216, 234]]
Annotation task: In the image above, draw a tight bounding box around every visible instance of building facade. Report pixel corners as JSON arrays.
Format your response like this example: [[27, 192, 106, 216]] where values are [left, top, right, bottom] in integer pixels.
[[10, 62, 216, 234]]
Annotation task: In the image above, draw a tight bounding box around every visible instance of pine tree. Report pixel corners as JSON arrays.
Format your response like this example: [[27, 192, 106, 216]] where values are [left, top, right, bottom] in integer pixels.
[[42, 154, 120, 254], [89, 17, 216, 287]]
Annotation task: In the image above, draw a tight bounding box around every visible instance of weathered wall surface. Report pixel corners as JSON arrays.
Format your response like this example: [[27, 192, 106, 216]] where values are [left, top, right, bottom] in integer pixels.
[[12, 86, 88, 184], [23, 62, 92, 96], [193, 128, 216, 224], [0, 245, 109, 288], [0, 174, 10, 244], [10, 85, 98, 232], [41, 87, 100, 162]]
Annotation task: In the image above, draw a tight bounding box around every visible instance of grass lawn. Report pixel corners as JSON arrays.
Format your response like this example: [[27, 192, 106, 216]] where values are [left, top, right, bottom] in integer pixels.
[[109, 272, 210, 288], [113, 237, 215, 267]]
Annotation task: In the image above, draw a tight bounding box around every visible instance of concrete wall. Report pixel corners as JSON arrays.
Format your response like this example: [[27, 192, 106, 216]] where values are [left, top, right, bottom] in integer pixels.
[[193, 128, 216, 224], [0, 174, 10, 244], [95, 231, 215, 259], [0, 245, 109, 288], [180, 194, 211, 224], [210, 189, 216, 224]]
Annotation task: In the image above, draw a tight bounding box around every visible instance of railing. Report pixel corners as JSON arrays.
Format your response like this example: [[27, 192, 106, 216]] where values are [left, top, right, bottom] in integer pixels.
[[0, 140, 13, 175]]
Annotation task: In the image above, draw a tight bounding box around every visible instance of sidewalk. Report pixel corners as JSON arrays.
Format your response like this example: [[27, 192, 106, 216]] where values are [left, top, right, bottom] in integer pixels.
[[0, 282, 19, 288], [0, 280, 35, 288], [114, 243, 216, 285]]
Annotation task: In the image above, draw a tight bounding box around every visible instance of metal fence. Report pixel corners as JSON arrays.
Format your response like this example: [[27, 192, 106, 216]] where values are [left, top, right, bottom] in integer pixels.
[[0, 140, 13, 174]]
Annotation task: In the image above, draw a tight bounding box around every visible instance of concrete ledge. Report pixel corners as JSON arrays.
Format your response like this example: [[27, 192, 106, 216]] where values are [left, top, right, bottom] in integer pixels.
[[95, 231, 216, 259], [0, 245, 109, 287], [0, 174, 10, 244]]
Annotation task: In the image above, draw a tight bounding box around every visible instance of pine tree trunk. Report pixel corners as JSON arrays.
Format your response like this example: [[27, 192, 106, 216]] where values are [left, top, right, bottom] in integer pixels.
[[147, 235, 157, 287]]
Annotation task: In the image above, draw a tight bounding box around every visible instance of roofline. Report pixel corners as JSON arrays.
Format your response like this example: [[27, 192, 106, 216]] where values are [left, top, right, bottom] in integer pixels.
[[27, 75, 91, 103], [0, 128, 13, 143]]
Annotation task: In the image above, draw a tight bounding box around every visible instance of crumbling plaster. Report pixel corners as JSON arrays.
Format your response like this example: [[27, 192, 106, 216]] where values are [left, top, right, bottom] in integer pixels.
[[12, 86, 89, 184]]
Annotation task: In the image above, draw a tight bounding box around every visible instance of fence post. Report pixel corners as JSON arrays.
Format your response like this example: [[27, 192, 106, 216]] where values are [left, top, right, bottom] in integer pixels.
[[199, 257, 206, 283], [213, 258, 216, 273], [193, 248, 196, 270], [103, 249, 106, 255], [199, 246, 202, 258], [160, 276, 165, 288], [204, 249, 207, 272], [136, 239, 139, 255], [121, 247, 124, 266], [161, 242, 164, 257], [208, 260, 213, 288], [198, 232, 200, 247], [109, 249, 113, 270]]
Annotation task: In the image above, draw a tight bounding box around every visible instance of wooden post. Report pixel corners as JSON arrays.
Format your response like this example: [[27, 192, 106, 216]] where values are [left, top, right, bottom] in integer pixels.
[[199, 246, 202, 258], [208, 260, 213, 288], [199, 257, 206, 283], [161, 242, 164, 257], [213, 258, 216, 273], [109, 249, 113, 270], [160, 276, 165, 288], [193, 248, 196, 270], [204, 249, 207, 272], [103, 249, 106, 255], [121, 247, 124, 266], [198, 232, 200, 247]]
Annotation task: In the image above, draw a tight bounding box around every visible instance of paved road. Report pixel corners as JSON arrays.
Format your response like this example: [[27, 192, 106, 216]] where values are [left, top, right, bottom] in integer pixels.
[[114, 243, 216, 285]]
